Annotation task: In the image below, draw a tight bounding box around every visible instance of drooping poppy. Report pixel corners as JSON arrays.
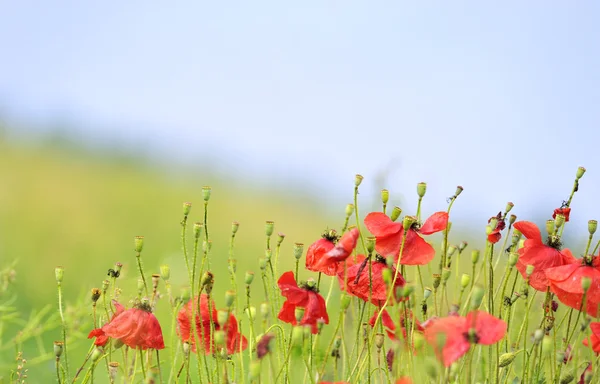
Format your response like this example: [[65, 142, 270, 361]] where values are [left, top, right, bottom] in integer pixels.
[[553, 207, 571, 222], [88, 300, 164, 350], [546, 255, 600, 317], [338, 254, 406, 306], [583, 322, 600, 353], [177, 294, 247, 355], [423, 311, 506, 367], [364, 211, 448, 265], [306, 228, 359, 275], [514, 221, 576, 292], [487, 212, 506, 244], [277, 271, 329, 334], [368, 309, 423, 341]]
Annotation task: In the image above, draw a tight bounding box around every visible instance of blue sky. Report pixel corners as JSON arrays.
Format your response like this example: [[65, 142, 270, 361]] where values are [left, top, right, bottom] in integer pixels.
[[1, 1, 599, 236]]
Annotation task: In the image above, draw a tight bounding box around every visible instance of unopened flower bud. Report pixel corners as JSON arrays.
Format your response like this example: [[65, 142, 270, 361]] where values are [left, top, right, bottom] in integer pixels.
[[391, 206, 402, 222], [417, 182, 427, 198], [582, 277, 592, 292], [355, 174, 364, 187], [546, 220, 555, 236], [202, 186, 211, 201], [225, 290, 235, 308], [498, 352, 516, 368], [134, 236, 144, 253], [576, 166, 586, 180], [55, 266, 64, 283], [345, 203, 354, 217], [366, 237, 375, 254], [403, 216, 416, 230], [433, 274, 441, 289], [91, 288, 101, 303], [193, 222, 203, 238], [295, 307, 305, 323], [470, 285, 484, 310], [160, 265, 170, 280], [508, 252, 519, 267], [201, 271, 214, 288], [554, 214, 566, 229], [245, 271, 255, 285], [560, 371, 574, 384], [381, 189, 389, 204], [53, 341, 64, 358], [293, 243, 304, 260], [375, 333, 385, 349], [460, 274, 471, 289], [91, 347, 104, 362], [471, 250, 480, 264], [183, 202, 192, 216], [589, 220, 597, 235]]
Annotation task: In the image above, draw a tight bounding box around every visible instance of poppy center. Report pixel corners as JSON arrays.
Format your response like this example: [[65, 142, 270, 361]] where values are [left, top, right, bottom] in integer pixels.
[[321, 229, 340, 243], [545, 236, 562, 250], [462, 330, 480, 344], [299, 281, 320, 293]]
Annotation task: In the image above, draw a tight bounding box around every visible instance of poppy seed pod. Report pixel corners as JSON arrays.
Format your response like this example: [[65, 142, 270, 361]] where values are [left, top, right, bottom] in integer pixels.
[[345, 203, 354, 218], [576, 166, 586, 180], [193, 222, 203, 239], [182, 202, 192, 216], [201, 186, 211, 201], [53, 341, 64, 358], [265, 221, 274, 237], [245, 271, 255, 285], [55, 266, 64, 283], [354, 174, 364, 187], [505, 202, 514, 214], [231, 221, 239, 235], [390, 206, 402, 222], [134, 236, 144, 253], [589, 220, 597, 235], [293, 243, 304, 260], [498, 352, 516, 367], [417, 182, 427, 198], [381, 189, 389, 204]]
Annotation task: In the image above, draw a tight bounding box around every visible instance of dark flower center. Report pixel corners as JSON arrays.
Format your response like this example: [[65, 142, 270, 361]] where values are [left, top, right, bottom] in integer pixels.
[[463, 330, 480, 344], [299, 281, 320, 293], [134, 301, 153, 312], [375, 254, 387, 264], [583, 254, 594, 266], [410, 222, 421, 232], [545, 236, 562, 250], [321, 229, 340, 243]]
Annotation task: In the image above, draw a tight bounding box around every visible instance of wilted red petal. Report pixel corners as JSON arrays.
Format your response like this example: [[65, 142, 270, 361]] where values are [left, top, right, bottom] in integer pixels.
[[303, 291, 329, 333], [88, 328, 109, 346], [513, 221, 543, 245], [487, 232, 502, 244], [420, 211, 449, 235], [553, 207, 571, 222], [399, 230, 435, 265], [312, 229, 359, 273], [306, 238, 336, 274], [102, 308, 165, 350]]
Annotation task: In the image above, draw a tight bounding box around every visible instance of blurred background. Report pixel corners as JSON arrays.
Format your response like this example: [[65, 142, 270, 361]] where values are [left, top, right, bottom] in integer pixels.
[[1, 1, 599, 380]]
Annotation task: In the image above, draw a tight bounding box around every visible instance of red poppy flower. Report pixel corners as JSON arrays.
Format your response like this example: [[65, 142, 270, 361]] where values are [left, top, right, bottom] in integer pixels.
[[553, 207, 571, 222], [338, 255, 405, 306], [487, 212, 506, 244], [177, 294, 247, 354], [278, 271, 329, 334], [88, 301, 164, 350], [583, 323, 600, 353], [396, 379, 413, 384], [546, 256, 600, 317], [368, 309, 423, 340], [306, 228, 359, 276], [423, 311, 506, 367], [364, 211, 448, 265], [514, 221, 576, 292]]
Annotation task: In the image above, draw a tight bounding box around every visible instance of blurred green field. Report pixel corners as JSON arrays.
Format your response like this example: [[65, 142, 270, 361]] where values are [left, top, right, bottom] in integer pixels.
[[0, 135, 341, 381]]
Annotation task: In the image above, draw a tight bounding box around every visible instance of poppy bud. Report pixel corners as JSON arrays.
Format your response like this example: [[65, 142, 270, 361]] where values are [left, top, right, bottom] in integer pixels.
[[582, 277, 592, 292], [202, 186, 211, 201], [277, 232, 285, 245], [470, 285, 484, 310], [91, 347, 104, 362], [442, 268, 451, 283], [498, 352, 516, 367], [245, 271, 255, 285], [417, 182, 427, 198], [363, 237, 375, 254], [381, 189, 390, 204], [160, 265, 170, 281], [182, 202, 192, 216], [294, 307, 305, 323], [505, 202, 514, 214], [341, 294, 351, 311], [245, 306, 256, 320], [264, 221, 274, 237], [228, 259, 237, 274], [447, 245, 457, 258], [292, 326, 304, 346], [455, 186, 464, 197], [201, 271, 214, 288], [576, 166, 586, 180], [546, 220, 555, 236], [382, 268, 393, 286], [258, 258, 267, 270], [532, 329, 544, 344], [554, 214, 566, 229], [249, 361, 261, 380], [345, 203, 354, 218], [264, 249, 272, 263], [134, 236, 144, 253], [108, 362, 119, 382], [589, 220, 597, 235], [355, 174, 364, 187], [102, 279, 110, 292], [193, 222, 203, 239], [471, 250, 480, 264], [432, 274, 441, 289], [460, 274, 471, 289], [293, 243, 304, 260], [55, 266, 64, 283], [559, 371, 574, 384], [509, 214, 517, 225], [508, 252, 519, 267], [53, 341, 63, 358], [526, 265, 535, 278], [391, 207, 402, 222], [375, 333, 385, 350], [91, 288, 101, 303], [424, 287, 433, 300], [402, 216, 416, 230], [230, 221, 239, 235], [260, 302, 270, 320], [458, 241, 468, 252], [425, 361, 438, 379], [225, 290, 235, 308]]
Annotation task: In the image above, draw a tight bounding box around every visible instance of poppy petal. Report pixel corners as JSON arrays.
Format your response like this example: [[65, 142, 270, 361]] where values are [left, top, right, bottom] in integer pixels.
[[364, 212, 402, 237], [467, 311, 507, 345], [513, 221, 543, 245], [420, 212, 449, 235], [399, 230, 435, 265]]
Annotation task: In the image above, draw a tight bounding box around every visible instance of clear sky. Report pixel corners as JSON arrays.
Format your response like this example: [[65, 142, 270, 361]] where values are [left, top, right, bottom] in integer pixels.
[[1, 1, 599, 237]]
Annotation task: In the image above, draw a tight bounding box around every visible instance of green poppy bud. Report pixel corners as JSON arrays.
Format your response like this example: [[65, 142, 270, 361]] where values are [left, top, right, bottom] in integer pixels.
[[381, 189, 389, 204], [576, 166, 586, 180], [470, 285, 484, 310], [134, 236, 144, 253], [589, 220, 597, 235], [245, 271, 255, 285], [355, 174, 364, 187], [471, 250, 480, 264], [417, 182, 427, 198], [498, 352, 516, 368], [265, 221, 274, 237], [460, 274, 471, 289], [55, 266, 64, 283], [202, 186, 211, 201], [183, 202, 192, 216], [345, 204, 354, 217], [293, 243, 304, 260]]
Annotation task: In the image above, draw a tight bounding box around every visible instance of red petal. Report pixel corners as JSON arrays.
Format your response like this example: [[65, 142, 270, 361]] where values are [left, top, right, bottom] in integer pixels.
[[420, 212, 449, 235], [487, 232, 502, 244], [306, 239, 335, 274], [424, 316, 470, 367], [513, 221, 543, 244], [277, 300, 298, 325], [364, 212, 402, 237], [466, 311, 507, 345], [303, 291, 329, 334], [374, 229, 403, 258], [278, 271, 308, 305], [399, 230, 435, 265]]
